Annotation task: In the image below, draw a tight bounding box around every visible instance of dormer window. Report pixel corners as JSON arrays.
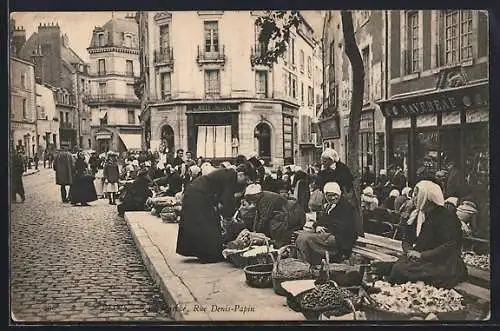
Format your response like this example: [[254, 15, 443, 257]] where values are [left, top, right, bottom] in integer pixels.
[[124, 33, 133, 47], [97, 33, 105, 47]]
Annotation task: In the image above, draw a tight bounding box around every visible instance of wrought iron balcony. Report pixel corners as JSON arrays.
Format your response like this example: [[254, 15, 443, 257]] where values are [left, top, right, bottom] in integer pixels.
[[154, 47, 174, 66], [88, 70, 138, 77], [250, 43, 270, 67], [84, 93, 140, 106], [197, 45, 226, 65]]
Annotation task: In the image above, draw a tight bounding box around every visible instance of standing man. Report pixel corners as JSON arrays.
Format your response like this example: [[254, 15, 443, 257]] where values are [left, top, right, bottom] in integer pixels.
[[43, 151, 48, 168], [48, 152, 54, 169], [33, 153, 39, 170], [172, 149, 185, 168], [54, 148, 74, 203], [11, 148, 26, 203]]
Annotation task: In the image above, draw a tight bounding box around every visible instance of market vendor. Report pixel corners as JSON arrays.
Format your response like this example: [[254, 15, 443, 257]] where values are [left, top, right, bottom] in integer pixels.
[[296, 182, 357, 265], [388, 180, 467, 289], [240, 183, 304, 248], [176, 163, 256, 263], [117, 166, 154, 217]]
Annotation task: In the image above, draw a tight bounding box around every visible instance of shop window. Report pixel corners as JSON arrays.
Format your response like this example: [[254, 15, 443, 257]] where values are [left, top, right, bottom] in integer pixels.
[[255, 71, 268, 98], [407, 11, 420, 73], [196, 125, 231, 158], [392, 132, 410, 178], [415, 129, 440, 180], [204, 70, 220, 98], [161, 72, 171, 100], [160, 125, 175, 154], [204, 21, 219, 53]]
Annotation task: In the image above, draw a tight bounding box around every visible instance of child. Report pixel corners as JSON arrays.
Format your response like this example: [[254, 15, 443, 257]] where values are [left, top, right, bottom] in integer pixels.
[[103, 152, 120, 205]]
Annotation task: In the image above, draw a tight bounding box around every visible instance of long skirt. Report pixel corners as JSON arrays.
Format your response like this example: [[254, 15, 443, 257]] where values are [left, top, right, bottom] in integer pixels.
[[105, 182, 119, 193], [69, 174, 98, 204], [388, 252, 467, 289], [176, 189, 223, 262], [295, 232, 345, 265]]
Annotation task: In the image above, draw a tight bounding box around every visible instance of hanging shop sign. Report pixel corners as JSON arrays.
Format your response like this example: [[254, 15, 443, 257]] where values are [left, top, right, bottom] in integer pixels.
[[379, 83, 489, 118], [186, 103, 239, 112], [318, 116, 340, 139]]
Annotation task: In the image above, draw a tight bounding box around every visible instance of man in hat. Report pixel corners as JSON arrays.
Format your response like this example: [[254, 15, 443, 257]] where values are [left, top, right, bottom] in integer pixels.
[[54, 147, 74, 203]]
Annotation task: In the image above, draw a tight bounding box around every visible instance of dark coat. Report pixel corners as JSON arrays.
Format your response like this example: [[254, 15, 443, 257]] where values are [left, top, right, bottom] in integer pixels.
[[69, 158, 97, 203], [118, 174, 153, 216], [172, 156, 184, 167], [317, 197, 357, 254], [166, 171, 183, 196], [251, 191, 288, 237], [445, 166, 464, 198], [103, 162, 120, 183], [389, 205, 467, 289], [54, 151, 74, 185], [176, 168, 239, 260], [294, 175, 310, 213], [391, 171, 406, 191], [314, 162, 354, 194]]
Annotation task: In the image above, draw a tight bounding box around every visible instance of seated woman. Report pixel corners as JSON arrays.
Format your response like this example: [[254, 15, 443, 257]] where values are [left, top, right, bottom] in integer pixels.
[[296, 182, 357, 265], [383, 189, 400, 210], [117, 167, 154, 217], [388, 180, 467, 289], [361, 186, 379, 212]]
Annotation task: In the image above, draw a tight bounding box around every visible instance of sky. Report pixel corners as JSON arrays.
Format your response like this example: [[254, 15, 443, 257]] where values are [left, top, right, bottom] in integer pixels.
[[11, 11, 325, 62]]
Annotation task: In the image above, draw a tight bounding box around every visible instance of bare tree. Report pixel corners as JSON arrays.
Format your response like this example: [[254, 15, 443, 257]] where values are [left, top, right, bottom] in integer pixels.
[[341, 11, 364, 236]]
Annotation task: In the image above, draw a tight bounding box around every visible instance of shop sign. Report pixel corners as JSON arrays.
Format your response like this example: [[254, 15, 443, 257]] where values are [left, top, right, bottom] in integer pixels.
[[442, 111, 461, 125], [11, 121, 35, 131], [360, 112, 374, 131], [466, 109, 489, 123], [392, 117, 411, 129], [319, 117, 340, 139], [282, 105, 298, 115], [186, 103, 239, 112], [380, 84, 489, 118], [416, 114, 437, 127]]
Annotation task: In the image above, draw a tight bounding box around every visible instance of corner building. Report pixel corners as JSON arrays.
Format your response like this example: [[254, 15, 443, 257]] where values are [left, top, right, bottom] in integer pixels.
[[137, 11, 321, 166]]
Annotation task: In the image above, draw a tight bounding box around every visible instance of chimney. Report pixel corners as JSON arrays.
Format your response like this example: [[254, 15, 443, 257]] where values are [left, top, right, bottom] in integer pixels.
[[11, 21, 26, 57]]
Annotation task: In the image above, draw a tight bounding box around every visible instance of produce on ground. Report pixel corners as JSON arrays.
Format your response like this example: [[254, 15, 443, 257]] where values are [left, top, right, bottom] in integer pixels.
[[300, 283, 359, 316], [242, 245, 277, 257], [274, 258, 311, 280], [370, 281, 464, 314], [227, 229, 270, 250], [462, 252, 490, 271]]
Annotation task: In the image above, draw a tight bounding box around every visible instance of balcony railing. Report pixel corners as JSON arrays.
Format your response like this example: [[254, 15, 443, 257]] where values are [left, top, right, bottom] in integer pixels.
[[84, 93, 140, 105], [250, 43, 269, 67], [197, 45, 226, 65], [88, 70, 138, 77], [154, 47, 174, 66]]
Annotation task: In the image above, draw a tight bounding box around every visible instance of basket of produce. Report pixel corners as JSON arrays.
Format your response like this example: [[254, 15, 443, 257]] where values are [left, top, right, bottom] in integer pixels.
[[311, 263, 363, 287], [271, 246, 312, 296], [160, 206, 179, 223], [462, 251, 490, 271], [363, 280, 466, 320], [298, 281, 361, 320], [243, 263, 274, 288], [223, 230, 278, 268]]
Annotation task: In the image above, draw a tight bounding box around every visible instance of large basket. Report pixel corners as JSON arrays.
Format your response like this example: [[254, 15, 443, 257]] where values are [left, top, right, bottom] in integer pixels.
[[243, 263, 273, 288], [271, 246, 312, 296], [226, 239, 277, 268], [310, 263, 363, 287]]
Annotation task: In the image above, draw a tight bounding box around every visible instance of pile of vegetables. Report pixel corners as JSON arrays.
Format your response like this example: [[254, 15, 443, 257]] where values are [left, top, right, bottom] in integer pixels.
[[274, 258, 311, 280], [227, 229, 270, 250], [370, 281, 464, 314], [462, 252, 490, 271], [300, 283, 359, 316], [242, 245, 277, 257]]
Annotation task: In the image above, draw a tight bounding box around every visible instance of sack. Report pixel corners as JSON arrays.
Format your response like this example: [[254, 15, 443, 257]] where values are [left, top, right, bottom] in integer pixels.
[[308, 190, 324, 212]]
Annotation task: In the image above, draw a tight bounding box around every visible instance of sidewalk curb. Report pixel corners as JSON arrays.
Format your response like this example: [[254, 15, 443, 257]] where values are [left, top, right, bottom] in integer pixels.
[[23, 169, 40, 177], [124, 212, 212, 321]]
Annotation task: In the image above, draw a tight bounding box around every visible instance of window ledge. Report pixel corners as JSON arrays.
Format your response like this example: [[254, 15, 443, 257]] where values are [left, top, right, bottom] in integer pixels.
[[462, 59, 474, 67], [401, 72, 420, 82]]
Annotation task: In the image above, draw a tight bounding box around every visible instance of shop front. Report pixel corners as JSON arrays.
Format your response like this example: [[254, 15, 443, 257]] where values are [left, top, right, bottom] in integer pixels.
[[186, 103, 239, 164], [380, 81, 489, 236]]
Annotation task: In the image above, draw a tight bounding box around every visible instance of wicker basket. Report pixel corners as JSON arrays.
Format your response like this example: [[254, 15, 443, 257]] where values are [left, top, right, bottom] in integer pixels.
[[226, 239, 277, 268], [310, 263, 363, 287], [271, 246, 312, 296], [298, 282, 358, 320], [243, 263, 274, 288]]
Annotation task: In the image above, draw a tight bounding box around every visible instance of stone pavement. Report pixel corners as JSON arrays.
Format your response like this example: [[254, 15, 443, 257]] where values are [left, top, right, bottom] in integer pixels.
[[22, 168, 40, 176], [10, 168, 171, 322], [124, 211, 306, 321]]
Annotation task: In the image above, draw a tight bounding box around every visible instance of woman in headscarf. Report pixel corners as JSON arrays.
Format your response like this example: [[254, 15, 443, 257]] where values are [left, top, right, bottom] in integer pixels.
[[117, 166, 154, 217], [176, 163, 256, 263], [69, 152, 98, 206], [388, 180, 467, 289], [394, 187, 412, 212], [296, 182, 357, 265], [361, 186, 379, 212], [314, 149, 353, 194], [383, 189, 400, 210]]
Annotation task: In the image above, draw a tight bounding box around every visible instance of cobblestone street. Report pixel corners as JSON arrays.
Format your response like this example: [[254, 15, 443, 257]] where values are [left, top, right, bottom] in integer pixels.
[[10, 168, 171, 322]]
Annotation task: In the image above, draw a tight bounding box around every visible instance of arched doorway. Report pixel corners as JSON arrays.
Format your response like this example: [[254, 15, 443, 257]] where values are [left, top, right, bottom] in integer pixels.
[[254, 122, 271, 163], [160, 125, 175, 154]]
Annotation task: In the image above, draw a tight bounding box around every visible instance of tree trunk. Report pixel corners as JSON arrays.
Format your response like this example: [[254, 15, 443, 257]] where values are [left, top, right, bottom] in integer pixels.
[[341, 11, 364, 236]]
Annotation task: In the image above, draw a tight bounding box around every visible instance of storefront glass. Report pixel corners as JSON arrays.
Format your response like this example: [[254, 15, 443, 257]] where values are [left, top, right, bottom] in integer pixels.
[[415, 128, 440, 176], [391, 131, 410, 177]]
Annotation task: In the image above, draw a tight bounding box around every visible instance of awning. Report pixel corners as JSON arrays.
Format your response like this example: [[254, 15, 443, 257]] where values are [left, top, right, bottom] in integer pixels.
[[98, 111, 108, 119], [119, 133, 142, 151]]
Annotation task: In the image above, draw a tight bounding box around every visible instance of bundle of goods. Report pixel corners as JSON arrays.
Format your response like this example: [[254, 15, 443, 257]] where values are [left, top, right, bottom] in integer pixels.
[[310, 263, 363, 287], [298, 281, 361, 320], [462, 251, 490, 271], [364, 280, 465, 320], [146, 196, 182, 222], [271, 247, 312, 296], [223, 230, 278, 268]]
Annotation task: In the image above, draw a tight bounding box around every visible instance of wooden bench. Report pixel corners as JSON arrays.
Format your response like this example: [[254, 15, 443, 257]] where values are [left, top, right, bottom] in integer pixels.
[[352, 233, 490, 303]]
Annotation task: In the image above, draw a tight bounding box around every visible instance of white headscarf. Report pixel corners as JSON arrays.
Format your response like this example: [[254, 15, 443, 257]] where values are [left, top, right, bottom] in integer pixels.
[[389, 189, 400, 198], [401, 187, 412, 197], [323, 182, 341, 214], [189, 165, 201, 177], [362, 186, 374, 197], [201, 162, 216, 176], [407, 180, 445, 236], [244, 183, 262, 196], [321, 148, 340, 170]]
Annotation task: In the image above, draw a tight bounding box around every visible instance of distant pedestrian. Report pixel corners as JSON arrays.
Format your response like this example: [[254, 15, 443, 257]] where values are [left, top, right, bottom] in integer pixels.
[[54, 148, 74, 203], [43, 151, 48, 168], [69, 152, 97, 206], [48, 153, 54, 169], [33, 154, 39, 170], [103, 152, 120, 205], [11, 149, 26, 202]]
